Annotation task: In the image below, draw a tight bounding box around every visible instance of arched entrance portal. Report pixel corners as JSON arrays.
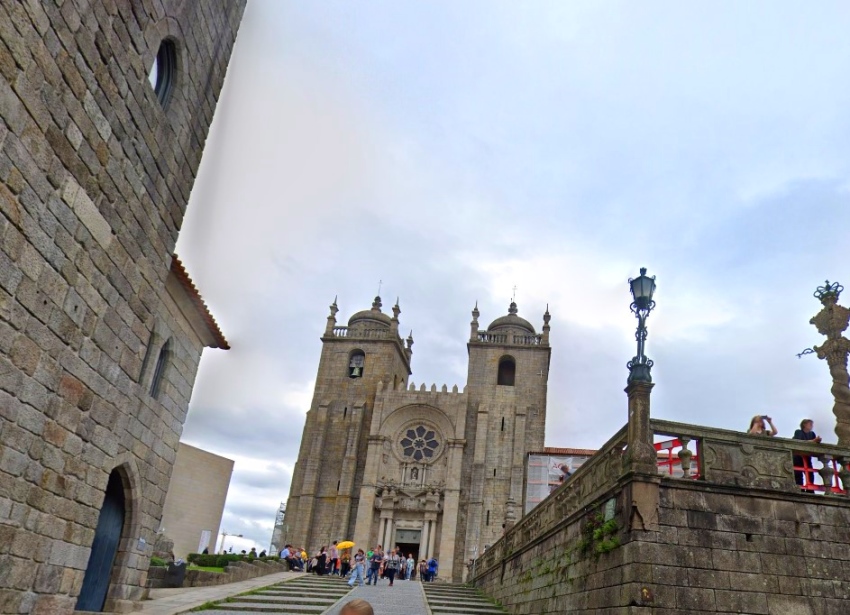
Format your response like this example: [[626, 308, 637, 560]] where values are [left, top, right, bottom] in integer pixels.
[[76, 470, 126, 611]]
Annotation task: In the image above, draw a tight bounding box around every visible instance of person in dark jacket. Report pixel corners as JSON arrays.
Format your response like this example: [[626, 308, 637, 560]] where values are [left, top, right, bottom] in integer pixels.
[[315, 547, 328, 575], [793, 419, 822, 487]]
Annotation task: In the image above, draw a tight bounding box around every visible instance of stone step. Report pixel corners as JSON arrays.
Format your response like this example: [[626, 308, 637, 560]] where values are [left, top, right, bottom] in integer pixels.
[[429, 598, 499, 606], [202, 611, 324, 615], [426, 590, 489, 599], [425, 591, 492, 598], [423, 585, 506, 614], [235, 596, 338, 604], [430, 608, 505, 615], [252, 589, 347, 596], [214, 603, 327, 613]]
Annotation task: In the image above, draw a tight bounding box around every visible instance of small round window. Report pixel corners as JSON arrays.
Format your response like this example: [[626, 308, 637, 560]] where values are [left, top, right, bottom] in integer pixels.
[[148, 40, 176, 107]]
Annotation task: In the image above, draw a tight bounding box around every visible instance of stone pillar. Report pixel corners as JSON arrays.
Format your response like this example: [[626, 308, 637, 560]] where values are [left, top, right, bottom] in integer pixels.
[[624, 381, 657, 475], [383, 514, 394, 548], [624, 380, 660, 532], [427, 518, 437, 558], [436, 440, 464, 580], [353, 435, 386, 550], [421, 521, 430, 557]]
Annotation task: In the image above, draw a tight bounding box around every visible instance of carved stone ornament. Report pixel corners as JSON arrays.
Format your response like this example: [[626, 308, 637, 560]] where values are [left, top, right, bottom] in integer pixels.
[[809, 287, 850, 446], [702, 439, 796, 492]]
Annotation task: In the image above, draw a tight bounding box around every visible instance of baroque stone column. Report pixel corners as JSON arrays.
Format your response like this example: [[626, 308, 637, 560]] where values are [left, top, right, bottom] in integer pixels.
[[808, 282, 850, 446]]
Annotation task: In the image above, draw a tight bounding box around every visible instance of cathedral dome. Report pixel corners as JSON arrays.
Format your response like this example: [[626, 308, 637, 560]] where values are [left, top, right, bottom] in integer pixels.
[[348, 296, 392, 328], [487, 301, 536, 334]]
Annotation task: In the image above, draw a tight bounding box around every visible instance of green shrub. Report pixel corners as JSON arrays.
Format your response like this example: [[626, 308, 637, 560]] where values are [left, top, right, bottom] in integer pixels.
[[150, 556, 168, 567], [186, 553, 283, 568]]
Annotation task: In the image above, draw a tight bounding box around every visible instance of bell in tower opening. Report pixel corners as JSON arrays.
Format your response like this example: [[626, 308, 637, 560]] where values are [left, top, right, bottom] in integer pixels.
[[349, 351, 365, 378]]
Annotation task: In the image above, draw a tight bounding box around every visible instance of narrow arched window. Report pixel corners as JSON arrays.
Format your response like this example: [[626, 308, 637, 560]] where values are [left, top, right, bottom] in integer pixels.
[[150, 339, 170, 398], [348, 350, 365, 378], [148, 39, 177, 107], [497, 356, 515, 386]]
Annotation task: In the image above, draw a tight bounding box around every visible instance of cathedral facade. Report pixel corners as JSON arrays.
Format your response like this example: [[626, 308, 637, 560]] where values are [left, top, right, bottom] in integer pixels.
[[284, 296, 551, 581]]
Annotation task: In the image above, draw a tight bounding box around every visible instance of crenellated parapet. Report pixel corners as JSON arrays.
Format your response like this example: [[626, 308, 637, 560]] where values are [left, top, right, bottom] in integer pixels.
[[375, 379, 467, 399]]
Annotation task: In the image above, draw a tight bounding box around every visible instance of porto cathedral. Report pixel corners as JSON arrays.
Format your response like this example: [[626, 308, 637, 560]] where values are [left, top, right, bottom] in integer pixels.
[[283, 295, 552, 582]]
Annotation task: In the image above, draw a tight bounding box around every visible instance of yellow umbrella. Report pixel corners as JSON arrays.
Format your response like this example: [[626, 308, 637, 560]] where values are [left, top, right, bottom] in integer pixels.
[[337, 540, 355, 550]]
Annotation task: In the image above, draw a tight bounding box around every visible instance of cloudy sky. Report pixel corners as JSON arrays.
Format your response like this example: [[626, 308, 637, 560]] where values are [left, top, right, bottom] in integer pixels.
[[175, 1, 850, 552]]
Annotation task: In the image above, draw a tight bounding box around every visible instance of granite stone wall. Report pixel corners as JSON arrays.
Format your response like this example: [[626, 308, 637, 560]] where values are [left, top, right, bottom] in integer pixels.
[[0, 2, 244, 613], [473, 479, 850, 614]]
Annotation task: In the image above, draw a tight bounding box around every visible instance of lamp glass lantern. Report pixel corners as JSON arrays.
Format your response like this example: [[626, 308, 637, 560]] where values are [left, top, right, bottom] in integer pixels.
[[629, 267, 656, 312]]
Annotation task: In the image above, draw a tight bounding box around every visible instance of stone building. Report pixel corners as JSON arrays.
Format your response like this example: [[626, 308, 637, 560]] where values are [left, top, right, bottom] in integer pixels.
[[0, 2, 243, 613], [159, 443, 234, 559], [284, 296, 551, 581]]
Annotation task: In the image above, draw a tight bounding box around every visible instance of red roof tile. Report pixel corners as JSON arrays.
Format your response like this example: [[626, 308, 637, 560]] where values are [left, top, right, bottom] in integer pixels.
[[170, 255, 230, 350]]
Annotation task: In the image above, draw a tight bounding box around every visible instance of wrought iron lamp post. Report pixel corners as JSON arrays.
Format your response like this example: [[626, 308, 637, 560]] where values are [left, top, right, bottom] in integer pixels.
[[799, 281, 850, 446], [624, 267, 659, 482], [627, 267, 657, 383]]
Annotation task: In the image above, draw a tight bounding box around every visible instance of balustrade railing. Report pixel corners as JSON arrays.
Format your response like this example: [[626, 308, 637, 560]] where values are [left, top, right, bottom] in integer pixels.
[[330, 326, 397, 340], [650, 418, 850, 496], [475, 331, 544, 345], [513, 334, 543, 346]]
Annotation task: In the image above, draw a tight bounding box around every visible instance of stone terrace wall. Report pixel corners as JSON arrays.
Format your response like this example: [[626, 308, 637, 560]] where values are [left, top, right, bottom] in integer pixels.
[[473, 477, 850, 614], [147, 560, 290, 589], [0, 2, 244, 614]]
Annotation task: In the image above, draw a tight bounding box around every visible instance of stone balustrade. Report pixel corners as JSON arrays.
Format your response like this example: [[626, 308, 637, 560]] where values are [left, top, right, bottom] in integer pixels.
[[331, 326, 400, 340], [650, 418, 850, 495], [471, 418, 850, 583], [472, 424, 628, 578], [475, 331, 545, 346]]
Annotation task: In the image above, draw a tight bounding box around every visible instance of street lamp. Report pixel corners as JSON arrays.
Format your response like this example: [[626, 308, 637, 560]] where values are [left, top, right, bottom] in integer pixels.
[[798, 280, 850, 446], [627, 267, 657, 383]]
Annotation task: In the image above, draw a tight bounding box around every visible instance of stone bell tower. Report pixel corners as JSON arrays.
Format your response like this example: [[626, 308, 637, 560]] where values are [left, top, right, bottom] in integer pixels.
[[463, 301, 551, 554], [285, 296, 413, 550]]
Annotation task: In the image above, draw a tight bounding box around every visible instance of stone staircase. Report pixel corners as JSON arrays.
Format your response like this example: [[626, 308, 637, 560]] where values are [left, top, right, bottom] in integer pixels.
[[199, 575, 351, 614], [423, 583, 506, 615]]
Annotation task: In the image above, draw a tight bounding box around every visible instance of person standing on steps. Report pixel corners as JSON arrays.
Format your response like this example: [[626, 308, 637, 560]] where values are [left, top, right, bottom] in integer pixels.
[[427, 556, 438, 582], [405, 553, 414, 580], [366, 545, 383, 585], [328, 541, 339, 575], [348, 549, 366, 587], [383, 548, 401, 586]]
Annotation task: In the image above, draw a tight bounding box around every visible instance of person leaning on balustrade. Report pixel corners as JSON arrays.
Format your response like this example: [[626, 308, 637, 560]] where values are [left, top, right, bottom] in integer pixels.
[[792, 419, 822, 487], [747, 415, 778, 437]]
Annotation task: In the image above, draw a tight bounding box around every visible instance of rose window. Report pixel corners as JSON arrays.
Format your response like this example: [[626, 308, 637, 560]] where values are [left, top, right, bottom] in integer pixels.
[[400, 426, 439, 461]]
